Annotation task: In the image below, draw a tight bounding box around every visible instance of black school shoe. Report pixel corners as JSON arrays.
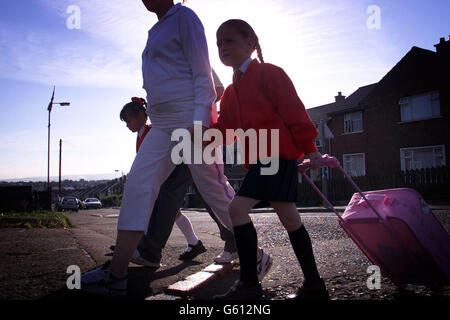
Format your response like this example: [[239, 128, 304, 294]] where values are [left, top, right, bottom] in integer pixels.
[[213, 280, 264, 300], [179, 240, 207, 260], [81, 261, 128, 297], [286, 278, 329, 301]]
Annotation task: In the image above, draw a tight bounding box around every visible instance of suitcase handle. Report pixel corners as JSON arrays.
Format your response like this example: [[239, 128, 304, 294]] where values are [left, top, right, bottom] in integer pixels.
[[297, 154, 384, 222], [299, 156, 443, 288], [357, 194, 396, 207]]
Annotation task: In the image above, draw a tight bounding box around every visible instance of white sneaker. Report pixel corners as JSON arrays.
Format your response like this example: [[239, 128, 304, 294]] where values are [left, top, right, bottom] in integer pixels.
[[257, 249, 273, 282], [81, 261, 127, 296], [130, 250, 161, 268], [214, 251, 239, 264]]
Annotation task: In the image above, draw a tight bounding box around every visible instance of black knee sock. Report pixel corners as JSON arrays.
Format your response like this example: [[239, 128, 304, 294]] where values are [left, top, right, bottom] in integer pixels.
[[233, 222, 259, 285], [288, 224, 321, 283]]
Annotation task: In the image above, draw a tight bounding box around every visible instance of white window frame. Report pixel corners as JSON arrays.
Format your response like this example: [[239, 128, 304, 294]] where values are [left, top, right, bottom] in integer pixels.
[[399, 91, 441, 123], [343, 153, 366, 177], [343, 111, 363, 134], [400, 145, 446, 171]]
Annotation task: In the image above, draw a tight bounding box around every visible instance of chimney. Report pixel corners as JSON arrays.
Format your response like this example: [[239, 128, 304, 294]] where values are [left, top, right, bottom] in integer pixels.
[[434, 36, 450, 56], [335, 91, 346, 103]]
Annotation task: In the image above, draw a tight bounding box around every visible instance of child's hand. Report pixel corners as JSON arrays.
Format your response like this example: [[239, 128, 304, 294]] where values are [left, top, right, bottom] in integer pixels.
[[306, 151, 323, 169], [298, 153, 340, 173]]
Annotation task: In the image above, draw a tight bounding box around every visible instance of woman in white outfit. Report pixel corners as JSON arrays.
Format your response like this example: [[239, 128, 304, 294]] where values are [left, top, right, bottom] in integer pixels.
[[80, 0, 272, 296]]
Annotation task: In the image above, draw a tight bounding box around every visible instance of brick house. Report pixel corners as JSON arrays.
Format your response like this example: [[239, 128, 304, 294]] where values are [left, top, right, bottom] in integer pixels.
[[308, 37, 450, 178]]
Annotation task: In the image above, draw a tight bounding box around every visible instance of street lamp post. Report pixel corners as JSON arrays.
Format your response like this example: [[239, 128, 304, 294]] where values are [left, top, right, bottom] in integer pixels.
[[47, 86, 70, 192], [59, 139, 62, 198], [115, 169, 124, 194]]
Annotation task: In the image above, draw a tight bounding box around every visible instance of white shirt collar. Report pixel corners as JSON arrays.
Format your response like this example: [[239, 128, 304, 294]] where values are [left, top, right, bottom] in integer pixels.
[[235, 57, 253, 74], [156, 3, 181, 23], [165, 3, 181, 16]]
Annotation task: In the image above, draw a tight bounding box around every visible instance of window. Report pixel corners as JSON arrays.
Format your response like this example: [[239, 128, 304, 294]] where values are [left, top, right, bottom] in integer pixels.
[[344, 112, 363, 134], [315, 139, 322, 148], [400, 145, 445, 171], [399, 91, 440, 122], [343, 153, 366, 176]]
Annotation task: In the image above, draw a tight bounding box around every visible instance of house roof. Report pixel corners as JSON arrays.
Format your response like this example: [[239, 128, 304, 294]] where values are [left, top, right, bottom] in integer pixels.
[[307, 83, 377, 123], [306, 39, 448, 123], [363, 46, 440, 101]]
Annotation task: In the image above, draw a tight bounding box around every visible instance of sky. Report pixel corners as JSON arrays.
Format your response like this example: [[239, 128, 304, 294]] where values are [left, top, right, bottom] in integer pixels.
[[0, 0, 449, 181]]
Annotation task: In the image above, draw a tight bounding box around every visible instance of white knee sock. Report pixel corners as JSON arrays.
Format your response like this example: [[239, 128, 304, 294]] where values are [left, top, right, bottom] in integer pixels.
[[176, 214, 199, 246]]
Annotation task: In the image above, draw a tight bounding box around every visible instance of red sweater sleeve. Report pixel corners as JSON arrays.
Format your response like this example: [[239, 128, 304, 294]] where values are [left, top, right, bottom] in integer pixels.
[[263, 65, 318, 155]]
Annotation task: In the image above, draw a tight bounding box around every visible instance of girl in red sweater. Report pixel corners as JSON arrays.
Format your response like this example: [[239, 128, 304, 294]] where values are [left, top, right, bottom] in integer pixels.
[[213, 19, 329, 300]]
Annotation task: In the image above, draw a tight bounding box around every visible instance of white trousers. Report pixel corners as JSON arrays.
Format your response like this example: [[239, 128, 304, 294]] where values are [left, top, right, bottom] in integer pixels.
[[118, 108, 235, 234]]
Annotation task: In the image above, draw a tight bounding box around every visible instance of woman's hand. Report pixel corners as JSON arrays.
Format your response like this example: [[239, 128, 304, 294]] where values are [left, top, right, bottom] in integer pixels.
[[187, 123, 209, 149]]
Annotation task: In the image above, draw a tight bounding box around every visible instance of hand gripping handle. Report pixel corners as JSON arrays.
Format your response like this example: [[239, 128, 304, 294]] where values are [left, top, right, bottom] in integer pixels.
[[297, 154, 340, 174]]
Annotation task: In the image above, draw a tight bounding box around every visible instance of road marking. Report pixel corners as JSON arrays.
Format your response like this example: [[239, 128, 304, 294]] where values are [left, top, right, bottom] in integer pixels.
[[165, 262, 235, 296], [105, 214, 119, 218]]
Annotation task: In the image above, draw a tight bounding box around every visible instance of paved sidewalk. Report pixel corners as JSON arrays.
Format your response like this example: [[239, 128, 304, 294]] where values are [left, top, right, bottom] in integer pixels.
[[0, 207, 449, 302]]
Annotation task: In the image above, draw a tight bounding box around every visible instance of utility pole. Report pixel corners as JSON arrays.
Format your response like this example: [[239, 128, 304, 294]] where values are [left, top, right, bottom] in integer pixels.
[[59, 139, 62, 198], [45, 86, 70, 192]]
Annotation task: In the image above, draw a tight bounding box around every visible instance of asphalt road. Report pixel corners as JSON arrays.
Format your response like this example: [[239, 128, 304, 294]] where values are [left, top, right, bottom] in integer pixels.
[[65, 207, 450, 300], [0, 207, 449, 304]]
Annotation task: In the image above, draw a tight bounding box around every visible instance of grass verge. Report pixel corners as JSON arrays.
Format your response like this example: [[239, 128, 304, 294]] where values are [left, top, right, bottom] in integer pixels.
[[0, 211, 75, 229]]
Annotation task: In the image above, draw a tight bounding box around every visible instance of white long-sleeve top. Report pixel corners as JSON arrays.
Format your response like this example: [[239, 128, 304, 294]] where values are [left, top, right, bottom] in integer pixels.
[[142, 3, 216, 126]]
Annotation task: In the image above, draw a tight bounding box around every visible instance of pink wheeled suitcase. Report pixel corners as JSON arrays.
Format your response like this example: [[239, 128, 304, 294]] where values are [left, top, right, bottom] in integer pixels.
[[298, 155, 450, 290]]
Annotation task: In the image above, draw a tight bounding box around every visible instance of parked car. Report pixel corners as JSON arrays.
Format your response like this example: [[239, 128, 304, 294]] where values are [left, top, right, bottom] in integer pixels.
[[84, 198, 102, 209], [58, 196, 79, 212]]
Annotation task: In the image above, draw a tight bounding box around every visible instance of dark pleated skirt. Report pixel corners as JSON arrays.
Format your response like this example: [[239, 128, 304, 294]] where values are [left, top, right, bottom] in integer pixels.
[[237, 159, 298, 204]]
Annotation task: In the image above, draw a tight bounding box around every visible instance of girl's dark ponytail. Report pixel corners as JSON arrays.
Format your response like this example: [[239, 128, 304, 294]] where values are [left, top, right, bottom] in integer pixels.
[[255, 41, 264, 63]]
